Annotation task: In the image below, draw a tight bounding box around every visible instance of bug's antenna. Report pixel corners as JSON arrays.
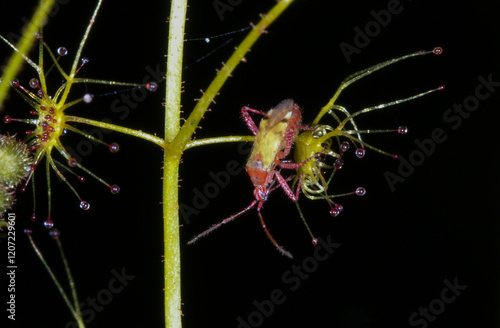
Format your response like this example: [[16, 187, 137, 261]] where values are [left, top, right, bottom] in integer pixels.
[[257, 206, 293, 259], [187, 200, 258, 245]]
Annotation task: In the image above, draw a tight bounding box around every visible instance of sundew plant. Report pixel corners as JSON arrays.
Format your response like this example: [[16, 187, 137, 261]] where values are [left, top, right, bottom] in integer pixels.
[[0, 1, 295, 327], [0, 0, 465, 327]]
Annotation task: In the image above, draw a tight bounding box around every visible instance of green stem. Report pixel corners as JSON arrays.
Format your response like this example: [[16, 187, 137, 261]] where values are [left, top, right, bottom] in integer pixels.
[[65, 116, 167, 149], [162, 1, 294, 327], [173, 0, 295, 150], [163, 0, 187, 327], [185, 135, 254, 150], [164, 0, 187, 143], [0, 0, 57, 109]]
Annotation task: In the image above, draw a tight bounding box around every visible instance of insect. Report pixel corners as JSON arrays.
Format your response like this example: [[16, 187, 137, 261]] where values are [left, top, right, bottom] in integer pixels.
[[188, 99, 316, 258], [293, 47, 444, 232]]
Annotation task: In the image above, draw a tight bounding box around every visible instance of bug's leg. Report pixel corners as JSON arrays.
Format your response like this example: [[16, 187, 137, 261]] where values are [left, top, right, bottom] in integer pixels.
[[279, 153, 321, 170], [187, 200, 258, 245], [296, 125, 314, 131], [257, 202, 293, 258], [268, 173, 293, 194], [241, 106, 266, 136], [281, 123, 313, 159], [274, 171, 302, 202], [280, 127, 298, 158]]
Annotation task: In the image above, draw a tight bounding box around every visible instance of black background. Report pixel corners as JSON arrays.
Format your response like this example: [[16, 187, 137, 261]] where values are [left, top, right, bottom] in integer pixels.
[[1, 0, 499, 327]]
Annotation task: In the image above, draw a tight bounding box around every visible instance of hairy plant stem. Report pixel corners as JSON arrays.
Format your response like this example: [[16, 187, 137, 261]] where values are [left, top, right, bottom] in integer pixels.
[[185, 136, 255, 150], [163, 0, 187, 327], [161, 1, 294, 327]]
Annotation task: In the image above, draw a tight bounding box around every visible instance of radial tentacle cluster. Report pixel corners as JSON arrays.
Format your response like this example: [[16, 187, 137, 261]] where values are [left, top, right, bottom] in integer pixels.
[[0, 1, 157, 225], [294, 47, 444, 218]]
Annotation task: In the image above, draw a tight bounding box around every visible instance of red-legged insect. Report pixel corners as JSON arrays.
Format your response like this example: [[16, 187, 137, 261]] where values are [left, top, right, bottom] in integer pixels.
[[188, 99, 316, 258]]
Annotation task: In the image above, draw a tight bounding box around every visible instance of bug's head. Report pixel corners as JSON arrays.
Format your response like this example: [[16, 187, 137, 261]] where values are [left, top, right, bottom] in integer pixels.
[[253, 185, 269, 202]]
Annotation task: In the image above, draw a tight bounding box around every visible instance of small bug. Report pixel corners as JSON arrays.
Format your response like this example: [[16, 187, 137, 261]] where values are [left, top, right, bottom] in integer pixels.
[[188, 99, 316, 258]]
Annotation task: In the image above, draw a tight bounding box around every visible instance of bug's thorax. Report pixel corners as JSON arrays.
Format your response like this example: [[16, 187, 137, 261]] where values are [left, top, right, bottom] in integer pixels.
[[246, 159, 276, 190]]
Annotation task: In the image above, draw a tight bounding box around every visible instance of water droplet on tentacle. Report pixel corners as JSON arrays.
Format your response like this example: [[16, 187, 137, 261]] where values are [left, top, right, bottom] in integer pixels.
[[397, 126, 408, 134], [57, 47, 68, 56], [355, 187, 366, 196], [341, 141, 350, 152], [334, 158, 344, 169], [49, 228, 60, 239], [355, 148, 366, 158], [29, 78, 40, 89], [76, 57, 89, 74], [43, 218, 54, 229], [79, 201, 90, 210], [109, 143, 119, 153], [330, 204, 343, 217], [432, 47, 443, 55], [146, 82, 158, 92], [83, 93, 94, 103], [68, 158, 77, 167]]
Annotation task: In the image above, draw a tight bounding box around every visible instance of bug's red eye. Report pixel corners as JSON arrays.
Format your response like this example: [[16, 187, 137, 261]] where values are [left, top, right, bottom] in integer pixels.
[[253, 186, 267, 201]]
